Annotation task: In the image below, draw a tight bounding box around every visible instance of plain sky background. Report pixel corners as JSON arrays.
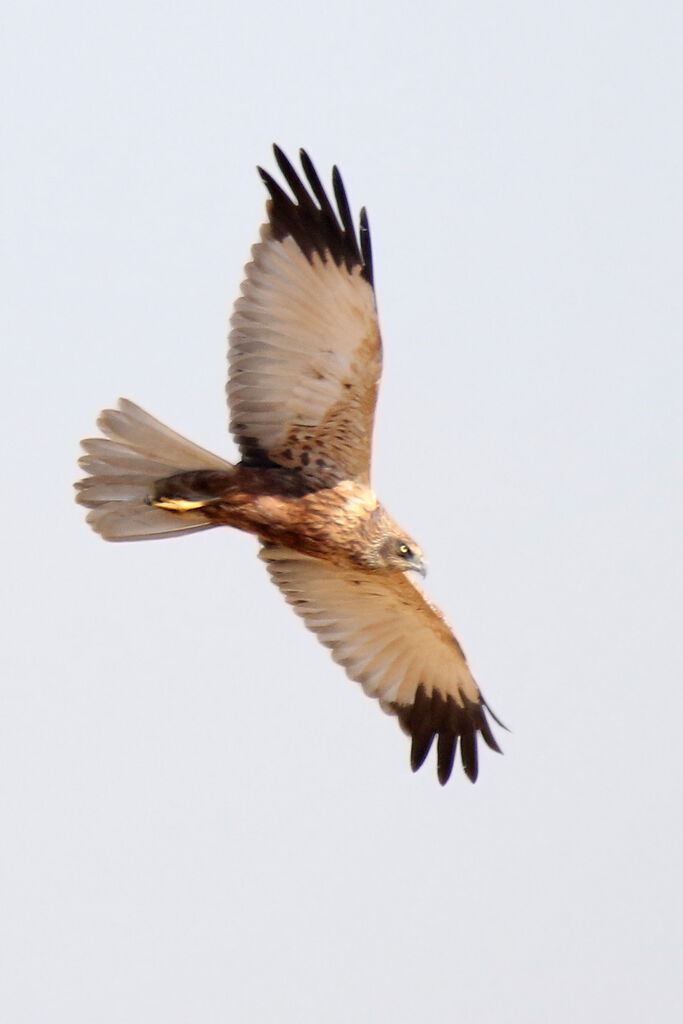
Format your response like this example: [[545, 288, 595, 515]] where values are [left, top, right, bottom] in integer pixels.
[[2, 1, 682, 1021]]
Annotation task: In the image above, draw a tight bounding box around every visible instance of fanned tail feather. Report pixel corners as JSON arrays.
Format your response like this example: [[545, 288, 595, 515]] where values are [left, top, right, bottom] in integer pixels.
[[75, 399, 233, 541]]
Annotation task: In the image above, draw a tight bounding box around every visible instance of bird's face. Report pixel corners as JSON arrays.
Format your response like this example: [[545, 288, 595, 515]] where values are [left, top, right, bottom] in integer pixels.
[[378, 534, 427, 576]]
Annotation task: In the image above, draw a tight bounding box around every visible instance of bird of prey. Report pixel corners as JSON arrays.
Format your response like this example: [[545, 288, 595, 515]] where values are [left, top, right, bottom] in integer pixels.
[[76, 146, 503, 784]]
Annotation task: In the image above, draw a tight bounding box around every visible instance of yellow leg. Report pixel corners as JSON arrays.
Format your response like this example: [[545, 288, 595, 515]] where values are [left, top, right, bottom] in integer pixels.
[[153, 498, 209, 512]]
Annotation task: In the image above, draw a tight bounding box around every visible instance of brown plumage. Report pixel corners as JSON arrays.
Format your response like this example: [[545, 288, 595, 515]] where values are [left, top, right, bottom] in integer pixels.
[[75, 145, 503, 784]]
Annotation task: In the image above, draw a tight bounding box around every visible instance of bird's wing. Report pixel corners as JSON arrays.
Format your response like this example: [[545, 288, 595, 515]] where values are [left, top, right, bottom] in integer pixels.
[[260, 545, 502, 784], [228, 146, 382, 486]]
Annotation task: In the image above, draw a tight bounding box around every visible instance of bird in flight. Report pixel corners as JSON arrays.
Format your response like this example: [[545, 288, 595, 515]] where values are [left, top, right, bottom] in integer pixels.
[[76, 146, 503, 784]]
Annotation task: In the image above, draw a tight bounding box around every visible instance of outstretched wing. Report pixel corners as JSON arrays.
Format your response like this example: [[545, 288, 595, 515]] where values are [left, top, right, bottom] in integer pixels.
[[228, 146, 382, 486], [260, 545, 502, 784]]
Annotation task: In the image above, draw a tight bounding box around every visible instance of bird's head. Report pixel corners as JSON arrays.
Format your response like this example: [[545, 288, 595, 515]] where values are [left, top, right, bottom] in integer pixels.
[[377, 534, 427, 577]]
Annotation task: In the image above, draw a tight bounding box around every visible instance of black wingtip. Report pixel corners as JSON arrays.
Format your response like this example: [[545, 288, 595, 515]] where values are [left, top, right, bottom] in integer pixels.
[[359, 207, 373, 288], [483, 698, 510, 734], [258, 146, 374, 286], [332, 165, 361, 265], [271, 144, 288, 178], [410, 735, 435, 773], [437, 731, 457, 785], [461, 736, 479, 782], [392, 684, 504, 785]]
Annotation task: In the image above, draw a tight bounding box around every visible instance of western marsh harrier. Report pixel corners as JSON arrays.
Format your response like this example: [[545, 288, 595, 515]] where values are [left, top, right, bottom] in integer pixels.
[[76, 146, 503, 784]]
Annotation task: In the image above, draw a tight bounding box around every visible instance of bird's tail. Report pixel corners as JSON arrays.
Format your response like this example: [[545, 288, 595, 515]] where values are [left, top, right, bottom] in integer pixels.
[[75, 399, 234, 541]]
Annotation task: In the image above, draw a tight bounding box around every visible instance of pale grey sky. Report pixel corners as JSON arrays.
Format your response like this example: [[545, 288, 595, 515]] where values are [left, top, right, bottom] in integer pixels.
[[2, 1, 682, 1021]]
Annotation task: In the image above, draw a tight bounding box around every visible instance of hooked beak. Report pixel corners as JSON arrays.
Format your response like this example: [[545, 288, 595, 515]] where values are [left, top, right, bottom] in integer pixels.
[[410, 554, 427, 578]]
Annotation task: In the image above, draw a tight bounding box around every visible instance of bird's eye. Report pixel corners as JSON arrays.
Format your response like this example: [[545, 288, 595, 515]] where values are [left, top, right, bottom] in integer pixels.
[[398, 543, 412, 557]]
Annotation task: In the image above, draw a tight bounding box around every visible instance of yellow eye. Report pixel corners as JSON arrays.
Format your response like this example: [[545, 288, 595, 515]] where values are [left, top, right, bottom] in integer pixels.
[[398, 543, 411, 556]]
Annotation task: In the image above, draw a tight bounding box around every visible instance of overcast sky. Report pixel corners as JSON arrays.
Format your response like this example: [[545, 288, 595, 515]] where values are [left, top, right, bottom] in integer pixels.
[[2, 2, 682, 1021]]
